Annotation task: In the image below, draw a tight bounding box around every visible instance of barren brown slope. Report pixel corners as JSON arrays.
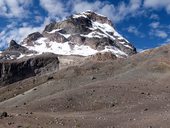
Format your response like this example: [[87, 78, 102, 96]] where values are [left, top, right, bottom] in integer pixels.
[[1, 44, 170, 127]]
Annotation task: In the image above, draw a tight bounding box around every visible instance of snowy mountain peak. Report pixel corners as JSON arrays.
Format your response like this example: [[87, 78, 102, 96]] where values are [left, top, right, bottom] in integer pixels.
[[2, 11, 137, 60]]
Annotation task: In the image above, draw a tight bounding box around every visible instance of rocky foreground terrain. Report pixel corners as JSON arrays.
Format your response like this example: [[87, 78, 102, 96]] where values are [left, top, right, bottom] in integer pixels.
[[1, 11, 170, 128], [1, 43, 170, 127]]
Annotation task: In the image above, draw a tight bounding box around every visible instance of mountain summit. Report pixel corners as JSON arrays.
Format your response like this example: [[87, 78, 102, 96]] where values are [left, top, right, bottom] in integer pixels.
[[21, 11, 136, 58]]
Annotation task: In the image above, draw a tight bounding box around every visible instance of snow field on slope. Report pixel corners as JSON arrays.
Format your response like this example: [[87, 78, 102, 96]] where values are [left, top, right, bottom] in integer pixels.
[[25, 37, 127, 57]]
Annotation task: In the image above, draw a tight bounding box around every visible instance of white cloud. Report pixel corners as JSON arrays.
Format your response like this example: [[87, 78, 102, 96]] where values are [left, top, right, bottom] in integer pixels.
[[0, 17, 51, 49], [0, 0, 32, 17], [34, 16, 43, 23], [0, 27, 37, 47], [70, 0, 103, 12], [144, 0, 170, 14], [39, 0, 69, 19], [78, 0, 141, 23], [127, 26, 139, 35], [127, 26, 144, 37], [129, 0, 142, 12], [156, 30, 168, 38], [39, 0, 142, 23], [166, 38, 170, 43], [149, 22, 160, 29], [150, 14, 159, 20]]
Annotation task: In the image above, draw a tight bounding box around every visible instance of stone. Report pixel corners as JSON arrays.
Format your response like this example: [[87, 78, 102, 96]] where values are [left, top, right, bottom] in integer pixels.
[[0, 112, 8, 118]]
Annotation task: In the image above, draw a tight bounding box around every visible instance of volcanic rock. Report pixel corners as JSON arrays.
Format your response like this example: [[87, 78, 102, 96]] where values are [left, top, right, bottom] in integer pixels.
[[0, 53, 59, 85]]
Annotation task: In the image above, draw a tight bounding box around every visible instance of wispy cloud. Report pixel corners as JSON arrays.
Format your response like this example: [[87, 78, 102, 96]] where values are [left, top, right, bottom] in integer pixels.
[[150, 29, 168, 39], [150, 14, 159, 20], [144, 0, 170, 14], [39, 0, 69, 19], [0, 0, 32, 18], [149, 22, 160, 29], [148, 21, 170, 40], [166, 38, 170, 43], [39, 0, 142, 23], [127, 26, 144, 37], [0, 17, 51, 50], [156, 30, 168, 38]]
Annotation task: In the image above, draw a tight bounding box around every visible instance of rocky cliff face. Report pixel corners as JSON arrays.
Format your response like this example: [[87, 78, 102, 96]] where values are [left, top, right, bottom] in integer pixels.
[[21, 11, 136, 57], [0, 53, 59, 86]]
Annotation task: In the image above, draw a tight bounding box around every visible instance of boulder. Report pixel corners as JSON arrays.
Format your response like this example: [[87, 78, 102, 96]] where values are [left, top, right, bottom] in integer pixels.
[[0, 112, 8, 118]]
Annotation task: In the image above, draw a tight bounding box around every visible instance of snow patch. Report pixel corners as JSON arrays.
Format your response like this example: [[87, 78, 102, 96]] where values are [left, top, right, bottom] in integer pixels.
[[46, 29, 71, 38], [81, 31, 107, 38], [92, 22, 116, 40], [25, 38, 98, 56], [17, 54, 25, 59], [124, 45, 133, 49], [92, 21, 133, 49], [103, 46, 127, 57], [48, 29, 62, 34], [17, 53, 38, 60], [59, 33, 71, 38], [25, 37, 128, 57], [82, 10, 107, 18], [92, 21, 125, 40], [73, 14, 87, 19], [92, 22, 114, 33]]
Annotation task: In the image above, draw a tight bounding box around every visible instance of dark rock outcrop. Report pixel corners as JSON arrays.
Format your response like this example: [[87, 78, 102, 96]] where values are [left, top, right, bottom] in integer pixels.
[[0, 40, 37, 61], [43, 31, 68, 43], [43, 17, 92, 34], [0, 53, 59, 86], [6, 40, 28, 53], [83, 10, 113, 26], [68, 34, 114, 50], [22, 32, 43, 46]]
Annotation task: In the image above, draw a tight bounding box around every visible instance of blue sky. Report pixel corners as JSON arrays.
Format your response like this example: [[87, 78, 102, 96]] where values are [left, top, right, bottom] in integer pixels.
[[0, 0, 170, 51]]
